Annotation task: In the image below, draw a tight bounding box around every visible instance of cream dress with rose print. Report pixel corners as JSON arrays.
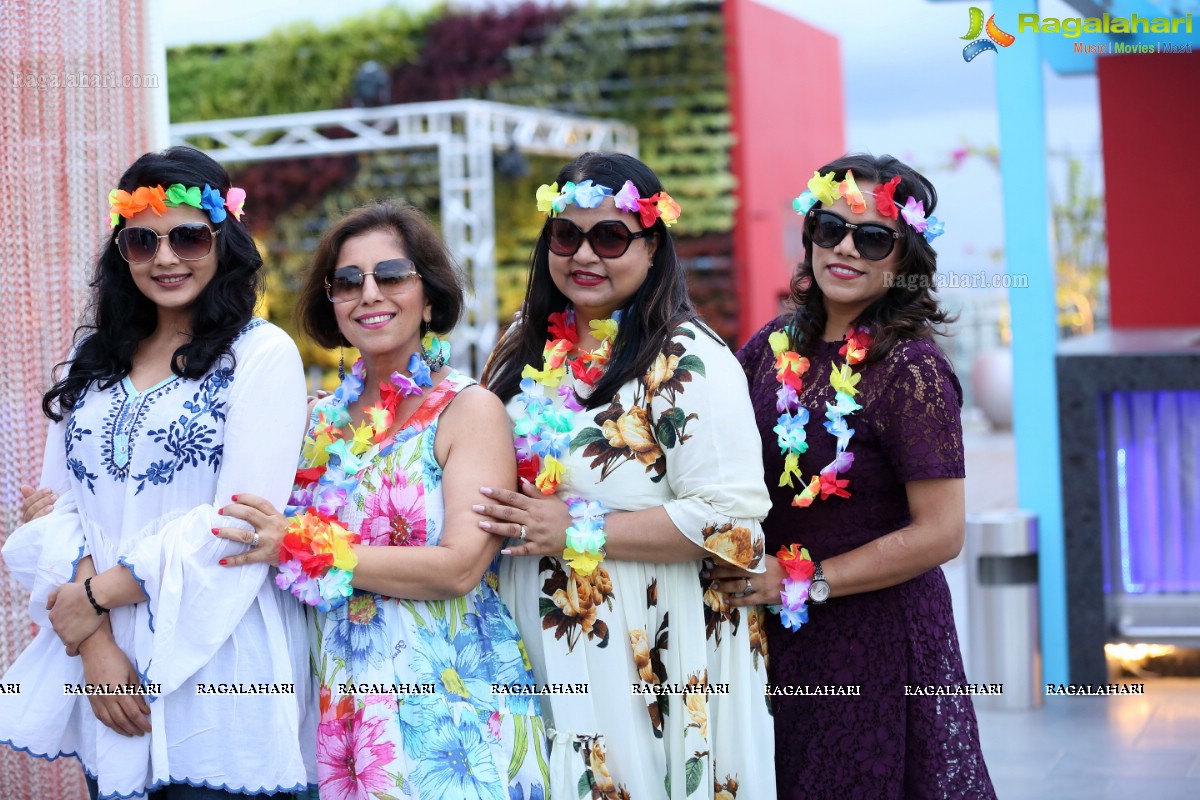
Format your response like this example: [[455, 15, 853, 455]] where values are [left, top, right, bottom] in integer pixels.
[[500, 320, 777, 800]]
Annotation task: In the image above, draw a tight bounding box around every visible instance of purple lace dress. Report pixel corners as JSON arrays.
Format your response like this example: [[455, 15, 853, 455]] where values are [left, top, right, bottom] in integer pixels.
[[737, 317, 995, 800]]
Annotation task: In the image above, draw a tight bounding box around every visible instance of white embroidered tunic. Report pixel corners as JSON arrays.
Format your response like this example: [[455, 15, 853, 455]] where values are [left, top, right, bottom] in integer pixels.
[[0, 320, 317, 799]]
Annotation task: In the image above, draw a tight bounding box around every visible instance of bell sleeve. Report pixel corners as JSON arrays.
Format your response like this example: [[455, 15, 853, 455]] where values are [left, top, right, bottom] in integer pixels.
[[117, 325, 308, 698], [1, 415, 90, 627], [654, 324, 772, 571]]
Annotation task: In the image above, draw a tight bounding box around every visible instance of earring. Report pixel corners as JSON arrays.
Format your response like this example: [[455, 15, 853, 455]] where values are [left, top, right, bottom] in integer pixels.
[[421, 333, 450, 371], [338, 348, 345, 381]]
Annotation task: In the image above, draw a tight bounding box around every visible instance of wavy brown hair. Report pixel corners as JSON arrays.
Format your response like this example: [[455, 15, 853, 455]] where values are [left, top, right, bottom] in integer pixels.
[[787, 153, 953, 362]]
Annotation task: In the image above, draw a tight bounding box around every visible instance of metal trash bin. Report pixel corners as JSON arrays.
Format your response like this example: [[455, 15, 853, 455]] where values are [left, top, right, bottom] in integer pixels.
[[965, 510, 1042, 710]]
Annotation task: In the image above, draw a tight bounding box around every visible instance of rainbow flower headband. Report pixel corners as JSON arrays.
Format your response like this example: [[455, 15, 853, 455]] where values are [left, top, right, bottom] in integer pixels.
[[536, 179, 681, 228], [793, 170, 944, 243], [107, 183, 247, 229]]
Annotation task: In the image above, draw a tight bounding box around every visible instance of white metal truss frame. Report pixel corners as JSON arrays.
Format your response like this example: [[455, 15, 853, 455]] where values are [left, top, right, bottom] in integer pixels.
[[169, 99, 638, 374]]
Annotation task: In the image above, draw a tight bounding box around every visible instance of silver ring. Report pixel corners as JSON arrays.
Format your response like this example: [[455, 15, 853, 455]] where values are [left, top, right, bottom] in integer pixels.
[[519, 525, 528, 542], [744, 577, 752, 595], [250, 531, 260, 548]]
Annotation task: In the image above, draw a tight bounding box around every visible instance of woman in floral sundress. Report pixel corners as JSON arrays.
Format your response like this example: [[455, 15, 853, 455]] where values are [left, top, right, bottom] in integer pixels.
[[479, 153, 776, 800], [217, 202, 549, 800]]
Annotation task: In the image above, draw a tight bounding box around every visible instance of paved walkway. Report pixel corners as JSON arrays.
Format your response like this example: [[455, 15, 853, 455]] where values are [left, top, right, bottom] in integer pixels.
[[976, 678, 1200, 799], [958, 423, 1200, 798]]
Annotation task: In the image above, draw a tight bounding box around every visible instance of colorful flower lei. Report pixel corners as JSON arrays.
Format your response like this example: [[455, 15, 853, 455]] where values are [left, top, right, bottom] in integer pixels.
[[770, 325, 873, 507], [792, 169, 944, 243], [275, 509, 360, 612], [280, 346, 439, 609], [513, 307, 619, 574], [536, 179, 681, 228], [770, 544, 816, 631], [108, 183, 247, 229], [563, 497, 610, 576]]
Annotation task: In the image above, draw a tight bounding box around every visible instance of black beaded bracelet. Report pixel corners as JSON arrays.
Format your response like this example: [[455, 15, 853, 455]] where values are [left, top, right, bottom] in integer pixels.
[[84, 577, 109, 615]]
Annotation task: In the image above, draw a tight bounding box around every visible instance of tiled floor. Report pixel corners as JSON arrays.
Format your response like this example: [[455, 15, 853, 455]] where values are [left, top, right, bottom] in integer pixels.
[[961, 426, 1200, 798], [974, 678, 1200, 799]]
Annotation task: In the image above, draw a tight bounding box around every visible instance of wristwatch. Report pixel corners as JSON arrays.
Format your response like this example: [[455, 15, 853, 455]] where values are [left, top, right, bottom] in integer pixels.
[[809, 561, 830, 604]]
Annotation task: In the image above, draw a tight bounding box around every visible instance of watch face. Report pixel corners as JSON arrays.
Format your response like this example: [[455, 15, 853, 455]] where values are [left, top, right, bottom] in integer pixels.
[[810, 580, 830, 603]]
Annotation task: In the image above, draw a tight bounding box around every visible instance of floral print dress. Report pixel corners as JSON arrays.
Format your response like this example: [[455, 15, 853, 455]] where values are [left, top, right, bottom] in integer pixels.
[[500, 322, 777, 800], [301, 372, 550, 800]]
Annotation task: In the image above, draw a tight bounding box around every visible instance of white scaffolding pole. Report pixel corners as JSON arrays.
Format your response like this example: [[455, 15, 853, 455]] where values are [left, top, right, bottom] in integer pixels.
[[170, 100, 637, 375]]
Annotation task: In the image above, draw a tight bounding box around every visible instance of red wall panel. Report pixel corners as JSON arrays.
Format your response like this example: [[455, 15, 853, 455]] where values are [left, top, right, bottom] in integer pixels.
[[725, 0, 845, 343], [1099, 52, 1200, 328]]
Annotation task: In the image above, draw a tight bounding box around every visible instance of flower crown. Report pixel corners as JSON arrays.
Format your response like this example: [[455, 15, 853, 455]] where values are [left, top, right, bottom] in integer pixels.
[[107, 183, 247, 229], [535, 179, 681, 228], [793, 169, 944, 243]]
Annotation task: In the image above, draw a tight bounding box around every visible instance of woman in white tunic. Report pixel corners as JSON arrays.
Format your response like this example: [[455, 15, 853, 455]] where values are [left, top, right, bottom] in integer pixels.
[[479, 152, 777, 799], [0, 147, 315, 799]]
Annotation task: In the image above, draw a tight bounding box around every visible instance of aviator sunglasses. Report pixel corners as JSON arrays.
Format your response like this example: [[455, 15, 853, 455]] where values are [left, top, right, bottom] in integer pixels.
[[116, 223, 220, 263], [546, 217, 654, 259], [325, 258, 422, 303], [806, 209, 902, 261]]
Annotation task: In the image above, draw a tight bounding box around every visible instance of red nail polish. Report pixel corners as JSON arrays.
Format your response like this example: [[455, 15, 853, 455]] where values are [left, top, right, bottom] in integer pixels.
[[232, 495, 238, 502], [218, 507, 224, 515], [211, 528, 219, 535], [219, 559, 228, 566]]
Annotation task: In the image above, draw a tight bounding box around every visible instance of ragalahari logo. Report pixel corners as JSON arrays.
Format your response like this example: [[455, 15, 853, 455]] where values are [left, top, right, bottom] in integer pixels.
[[962, 7, 1015, 61]]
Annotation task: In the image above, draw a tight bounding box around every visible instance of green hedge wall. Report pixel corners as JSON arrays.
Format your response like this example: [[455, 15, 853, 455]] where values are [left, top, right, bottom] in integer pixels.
[[167, 1, 734, 349]]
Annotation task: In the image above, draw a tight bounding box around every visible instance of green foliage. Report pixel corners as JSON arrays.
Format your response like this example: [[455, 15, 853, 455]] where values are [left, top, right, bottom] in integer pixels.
[[167, 1, 737, 341], [1051, 155, 1107, 336], [937, 142, 1108, 337], [492, 2, 732, 238], [167, 6, 433, 122]]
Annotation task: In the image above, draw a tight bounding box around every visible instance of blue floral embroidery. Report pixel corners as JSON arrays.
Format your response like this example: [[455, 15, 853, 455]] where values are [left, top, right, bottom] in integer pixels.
[[86, 318, 263, 487], [234, 317, 267, 342], [100, 379, 181, 483], [64, 412, 98, 494], [131, 368, 230, 494]]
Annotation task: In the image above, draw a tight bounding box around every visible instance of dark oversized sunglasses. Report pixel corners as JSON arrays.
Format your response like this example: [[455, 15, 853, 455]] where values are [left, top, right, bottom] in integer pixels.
[[806, 209, 902, 261], [325, 258, 422, 303], [116, 223, 219, 263], [546, 217, 653, 259]]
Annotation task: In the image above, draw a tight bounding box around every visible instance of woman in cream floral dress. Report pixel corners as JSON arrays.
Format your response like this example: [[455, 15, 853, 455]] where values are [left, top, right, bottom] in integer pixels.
[[480, 153, 775, 800]]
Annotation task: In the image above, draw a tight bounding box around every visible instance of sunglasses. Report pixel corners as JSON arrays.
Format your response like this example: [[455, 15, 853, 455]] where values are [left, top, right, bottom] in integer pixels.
[[546, 218, 653, 259], [806, 209, 902, 261], [325, 258, 422, 303], [116, 224, 219, 263]]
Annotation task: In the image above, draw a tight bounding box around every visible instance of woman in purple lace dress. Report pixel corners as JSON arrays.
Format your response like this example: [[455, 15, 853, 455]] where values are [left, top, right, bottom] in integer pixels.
[[711, 154, 995, 799]]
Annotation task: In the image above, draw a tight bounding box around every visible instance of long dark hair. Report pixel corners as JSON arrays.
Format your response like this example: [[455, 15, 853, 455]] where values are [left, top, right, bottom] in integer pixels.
[[43, 146, 263, 421], [788, 153, 952, 362], [482, 152, 699, 408]]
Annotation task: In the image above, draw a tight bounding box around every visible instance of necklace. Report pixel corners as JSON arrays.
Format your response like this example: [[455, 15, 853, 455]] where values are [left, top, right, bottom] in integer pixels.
[[769, 324, 873, 506], [513, 306, 620, 495], [289, 353, 432, 516]]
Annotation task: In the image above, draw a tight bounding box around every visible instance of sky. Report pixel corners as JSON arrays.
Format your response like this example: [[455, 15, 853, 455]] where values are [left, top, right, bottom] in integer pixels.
[[159, 0, 1109, 278]]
